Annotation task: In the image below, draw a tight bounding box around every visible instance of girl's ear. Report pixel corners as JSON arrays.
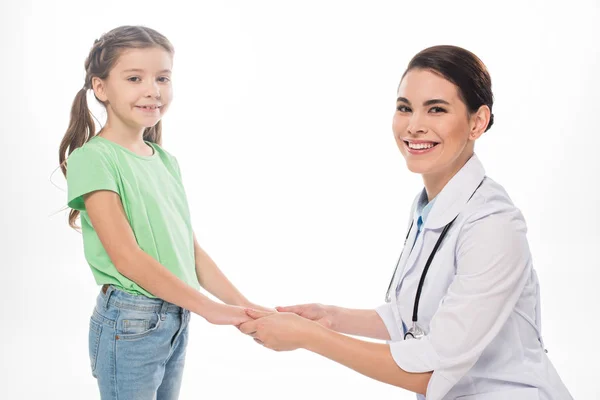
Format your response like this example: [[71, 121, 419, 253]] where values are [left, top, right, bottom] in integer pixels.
[[92, 76, 108, 103], [469, 105, 491, 140]]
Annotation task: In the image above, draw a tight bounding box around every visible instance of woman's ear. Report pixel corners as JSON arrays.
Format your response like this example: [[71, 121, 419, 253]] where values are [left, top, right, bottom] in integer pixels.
[[92, 76, 108, 103], [469, 105, 491, 140]]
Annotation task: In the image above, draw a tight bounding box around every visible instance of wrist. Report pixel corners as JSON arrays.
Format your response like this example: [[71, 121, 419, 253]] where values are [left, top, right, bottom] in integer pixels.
[[229, 294, 250, 307], [300, 319, 325, 350], [190, 295, 214, 317], [327, 305, 342, 331]]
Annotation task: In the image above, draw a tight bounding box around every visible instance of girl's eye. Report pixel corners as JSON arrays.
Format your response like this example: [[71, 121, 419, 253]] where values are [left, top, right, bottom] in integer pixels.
[[429, 106, 446, 113], [128, 77, 141, 82], [396, 105, 411, 113], [158, 77, 171, 83]]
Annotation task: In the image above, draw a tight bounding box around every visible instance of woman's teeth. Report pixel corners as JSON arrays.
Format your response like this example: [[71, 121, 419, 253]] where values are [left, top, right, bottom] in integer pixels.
[[407, 142, 436, 150]]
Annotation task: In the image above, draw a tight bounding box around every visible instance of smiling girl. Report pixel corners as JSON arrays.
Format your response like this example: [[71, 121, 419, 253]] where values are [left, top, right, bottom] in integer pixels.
[[59, 26, 267, 399]]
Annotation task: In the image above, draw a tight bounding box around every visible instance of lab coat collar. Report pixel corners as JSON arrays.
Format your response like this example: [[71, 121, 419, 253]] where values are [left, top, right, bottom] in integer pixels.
[[422, 154, 486, 230]]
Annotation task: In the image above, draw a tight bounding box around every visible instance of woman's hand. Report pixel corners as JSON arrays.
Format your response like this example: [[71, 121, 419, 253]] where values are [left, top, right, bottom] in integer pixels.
[[203, 302, 252, 326], [275, 303, 336, 330], [238, 309, 318, 351]]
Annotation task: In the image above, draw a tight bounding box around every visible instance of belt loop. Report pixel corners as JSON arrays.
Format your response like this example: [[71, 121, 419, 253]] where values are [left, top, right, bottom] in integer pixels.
[[103, 285, 115, 310], [159, 300, 169, 320]]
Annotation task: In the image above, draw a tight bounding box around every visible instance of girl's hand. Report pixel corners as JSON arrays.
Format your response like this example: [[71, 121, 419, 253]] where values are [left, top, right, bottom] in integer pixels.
[[238, 309, 317, 351], [275, 303, 336, 330], [244, 302, 277, 313], [203, 303, 252, 326]]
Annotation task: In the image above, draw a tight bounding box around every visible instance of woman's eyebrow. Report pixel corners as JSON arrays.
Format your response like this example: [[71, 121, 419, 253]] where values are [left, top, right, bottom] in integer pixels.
[[423, 98, 450, 106], [396, 97, 450, 106]]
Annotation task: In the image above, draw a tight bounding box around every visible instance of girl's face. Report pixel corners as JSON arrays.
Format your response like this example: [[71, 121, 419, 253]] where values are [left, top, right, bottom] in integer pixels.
[[94, 47, 173, 132], [392, 68, 483, 177]]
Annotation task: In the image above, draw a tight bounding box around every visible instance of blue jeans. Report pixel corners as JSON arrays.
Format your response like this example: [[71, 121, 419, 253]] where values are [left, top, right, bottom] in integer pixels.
[[89, 285, 191, 400]]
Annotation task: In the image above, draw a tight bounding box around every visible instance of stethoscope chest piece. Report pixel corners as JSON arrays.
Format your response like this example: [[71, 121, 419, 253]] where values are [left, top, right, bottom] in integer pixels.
[[404, 322, 426, 340]]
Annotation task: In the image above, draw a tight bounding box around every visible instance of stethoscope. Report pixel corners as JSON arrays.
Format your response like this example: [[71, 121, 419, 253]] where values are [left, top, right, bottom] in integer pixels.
[[384, 184, 481, 340]]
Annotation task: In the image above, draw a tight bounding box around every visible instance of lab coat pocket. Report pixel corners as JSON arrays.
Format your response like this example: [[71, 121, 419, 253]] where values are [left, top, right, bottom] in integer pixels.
[[456, 387, 539, 400]]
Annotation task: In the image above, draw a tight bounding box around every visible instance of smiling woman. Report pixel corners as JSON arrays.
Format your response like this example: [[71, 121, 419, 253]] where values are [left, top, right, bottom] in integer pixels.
[[239, 45, 573, 400], [394, 46, 494, 200]]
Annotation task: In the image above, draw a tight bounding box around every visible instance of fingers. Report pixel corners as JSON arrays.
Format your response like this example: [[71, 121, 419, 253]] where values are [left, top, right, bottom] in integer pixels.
[[238, 320, 258, 335], [245, 308, 273, 319], [275, 305, 304, 314]]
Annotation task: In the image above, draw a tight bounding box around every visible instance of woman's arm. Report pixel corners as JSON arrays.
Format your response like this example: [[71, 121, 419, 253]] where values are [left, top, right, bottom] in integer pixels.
[[239, 310, 430, 395], [84, 190, 250, 325], [276, 304, 391, 340], [192, 235, 273, 312]]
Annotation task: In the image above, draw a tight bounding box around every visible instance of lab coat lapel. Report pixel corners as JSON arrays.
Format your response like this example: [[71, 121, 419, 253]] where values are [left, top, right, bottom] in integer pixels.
[[396, 154, 486, 284]]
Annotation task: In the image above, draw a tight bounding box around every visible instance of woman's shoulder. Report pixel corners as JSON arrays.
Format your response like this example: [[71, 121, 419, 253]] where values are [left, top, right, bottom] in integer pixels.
[[462, 176, 526, 231]]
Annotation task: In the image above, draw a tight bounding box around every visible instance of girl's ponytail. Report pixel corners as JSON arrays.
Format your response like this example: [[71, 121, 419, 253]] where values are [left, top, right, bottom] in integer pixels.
[[143, 122, 162, 146], [59, 87, 96, 228]]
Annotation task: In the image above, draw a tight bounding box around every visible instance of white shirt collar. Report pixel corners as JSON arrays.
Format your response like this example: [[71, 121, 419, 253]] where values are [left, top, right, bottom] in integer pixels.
[[422, 153, 486, 230]]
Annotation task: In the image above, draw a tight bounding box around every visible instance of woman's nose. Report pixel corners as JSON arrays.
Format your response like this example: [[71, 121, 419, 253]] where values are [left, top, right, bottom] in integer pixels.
[[407, 113, 428, 135]]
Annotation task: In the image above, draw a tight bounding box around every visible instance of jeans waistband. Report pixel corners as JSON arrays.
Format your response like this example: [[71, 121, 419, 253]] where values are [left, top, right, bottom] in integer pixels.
[[99, 284, 184, 315]]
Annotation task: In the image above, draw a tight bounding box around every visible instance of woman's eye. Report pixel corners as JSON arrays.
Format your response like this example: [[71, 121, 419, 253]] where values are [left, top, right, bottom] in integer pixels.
[[396, 105, 411, 113], [158, 77, 171, 83], [128, 77, 141, 82], [429, 106, 446, 113]]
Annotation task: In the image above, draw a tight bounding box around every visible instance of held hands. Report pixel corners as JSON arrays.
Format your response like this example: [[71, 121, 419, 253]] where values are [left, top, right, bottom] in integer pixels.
[[203, 303, 252, 326], [238, 309, 317, 351], [202, 301, 275, 326], [276, 303, 336, 330], [206, 301, 332, 350]]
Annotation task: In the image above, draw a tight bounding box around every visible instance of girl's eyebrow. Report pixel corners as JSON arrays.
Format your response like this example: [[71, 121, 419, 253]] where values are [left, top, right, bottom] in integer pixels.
[[396, 97, 450, 106], [121, 68, 172, 74]]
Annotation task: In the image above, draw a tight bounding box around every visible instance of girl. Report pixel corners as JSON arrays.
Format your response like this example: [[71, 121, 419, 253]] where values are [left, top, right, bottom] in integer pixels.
[[59, 25, 267, 399], [239, 46, 573, 400]]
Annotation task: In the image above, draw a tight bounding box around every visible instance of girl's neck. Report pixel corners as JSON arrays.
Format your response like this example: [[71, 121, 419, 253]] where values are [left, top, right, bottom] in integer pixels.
[[98, 119, 150, 155], [422, 150, 473, 202]]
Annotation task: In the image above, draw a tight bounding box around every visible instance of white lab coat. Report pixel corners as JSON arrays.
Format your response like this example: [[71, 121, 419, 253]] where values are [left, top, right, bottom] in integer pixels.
[[376, 154, 572, 400]]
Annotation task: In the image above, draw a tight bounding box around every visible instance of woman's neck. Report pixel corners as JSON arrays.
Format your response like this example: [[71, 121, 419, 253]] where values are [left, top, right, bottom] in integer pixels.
[[422, 150, 473, 201]]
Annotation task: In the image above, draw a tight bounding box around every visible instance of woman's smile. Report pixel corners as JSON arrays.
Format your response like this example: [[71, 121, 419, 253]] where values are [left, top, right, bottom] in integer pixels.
[[403, 139, 440, 155]]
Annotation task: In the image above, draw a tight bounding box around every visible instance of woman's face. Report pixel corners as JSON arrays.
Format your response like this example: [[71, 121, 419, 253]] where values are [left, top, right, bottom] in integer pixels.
[[392, 68, 479, 177]]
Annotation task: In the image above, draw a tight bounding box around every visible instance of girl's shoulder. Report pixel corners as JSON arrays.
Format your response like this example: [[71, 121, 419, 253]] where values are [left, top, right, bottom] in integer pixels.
[[148, 142, 179, 165], [67, 136, 116, 169]]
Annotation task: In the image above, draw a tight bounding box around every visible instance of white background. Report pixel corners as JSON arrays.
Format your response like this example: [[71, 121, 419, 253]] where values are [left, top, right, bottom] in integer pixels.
[[1, 0, 599, 399]]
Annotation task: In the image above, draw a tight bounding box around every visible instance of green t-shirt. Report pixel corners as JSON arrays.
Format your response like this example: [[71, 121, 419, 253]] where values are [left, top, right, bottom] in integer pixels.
[[67, 135, 200, 297]]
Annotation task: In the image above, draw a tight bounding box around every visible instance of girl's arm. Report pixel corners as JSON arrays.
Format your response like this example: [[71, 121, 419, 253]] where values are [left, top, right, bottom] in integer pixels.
[[276, 304, 391, 340], [239, 310, 430, 395], [193, 235, 273, 312], [84, 190, 249, 326]]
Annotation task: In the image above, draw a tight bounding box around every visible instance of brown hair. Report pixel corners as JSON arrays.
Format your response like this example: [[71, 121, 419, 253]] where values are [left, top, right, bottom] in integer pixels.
[[59, 26, 174, 228], [402, 45, 494, 132]]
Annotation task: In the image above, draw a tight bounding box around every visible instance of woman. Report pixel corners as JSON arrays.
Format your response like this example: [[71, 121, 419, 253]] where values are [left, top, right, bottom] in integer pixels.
[[239, 45, 572, 400]]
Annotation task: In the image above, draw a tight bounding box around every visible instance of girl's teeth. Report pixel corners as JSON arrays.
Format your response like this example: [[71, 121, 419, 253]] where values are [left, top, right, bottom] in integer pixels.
[[408, 142, 435, 150]]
